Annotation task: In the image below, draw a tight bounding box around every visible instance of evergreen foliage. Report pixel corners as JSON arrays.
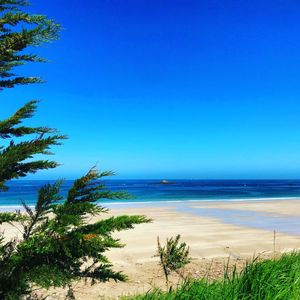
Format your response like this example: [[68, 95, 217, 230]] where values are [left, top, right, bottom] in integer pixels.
[[0, 168, 150, 299], [0, 100, 66, 191], [0, 1, 151, 299], [0, 0, 60, 89], [0, 0, 65, 191], [157, 235, 191, 288]]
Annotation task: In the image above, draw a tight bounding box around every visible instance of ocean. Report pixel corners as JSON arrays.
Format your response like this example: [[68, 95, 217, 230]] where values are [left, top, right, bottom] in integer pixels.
[[1, 179, 300, 208]]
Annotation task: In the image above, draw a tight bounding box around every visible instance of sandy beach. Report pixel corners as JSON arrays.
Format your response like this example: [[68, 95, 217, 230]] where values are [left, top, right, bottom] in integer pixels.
[[3, 199, 300, 299]]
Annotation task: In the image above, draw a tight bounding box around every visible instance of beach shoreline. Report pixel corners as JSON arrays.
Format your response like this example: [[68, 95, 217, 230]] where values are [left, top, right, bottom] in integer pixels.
[[1, 195, 300, 211], [2, 199, 300, 298]]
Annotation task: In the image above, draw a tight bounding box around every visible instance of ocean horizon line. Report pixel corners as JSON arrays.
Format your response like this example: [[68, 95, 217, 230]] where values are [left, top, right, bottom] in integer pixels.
[[8, 178, 300, 181], [3, 180, 300, 209]]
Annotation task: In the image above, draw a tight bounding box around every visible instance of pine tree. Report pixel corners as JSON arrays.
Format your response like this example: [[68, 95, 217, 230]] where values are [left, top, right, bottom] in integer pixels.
[[0, 168, 150, 299], [0, 1, 151, 299], [0, 0, 65, 189], [0, 100, 66, 191], [0, 0, 60, 89]]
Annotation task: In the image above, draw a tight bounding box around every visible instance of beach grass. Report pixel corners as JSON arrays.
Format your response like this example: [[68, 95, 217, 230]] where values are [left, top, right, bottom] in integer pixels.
[[128, 251, 300, 300]]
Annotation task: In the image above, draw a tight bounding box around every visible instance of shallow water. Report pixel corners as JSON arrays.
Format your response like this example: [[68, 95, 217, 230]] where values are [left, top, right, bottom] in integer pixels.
[[106, 201, 300, 236], [176, 203, 300, 236]]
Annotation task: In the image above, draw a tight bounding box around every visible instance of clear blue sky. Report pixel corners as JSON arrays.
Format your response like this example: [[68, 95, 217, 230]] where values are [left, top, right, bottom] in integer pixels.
[[2, 0, 300, 179]]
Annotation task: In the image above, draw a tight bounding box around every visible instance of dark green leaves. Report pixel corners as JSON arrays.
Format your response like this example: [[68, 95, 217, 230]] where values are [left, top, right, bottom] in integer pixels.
[[0, 0, 61, 89], [0, 1, 150, 299], [0, 101, 66, 190], [0, 169, 151, 299], [0, 100, 54, 138], [67, 168, 131, 204], [78, 215, 151, 236]]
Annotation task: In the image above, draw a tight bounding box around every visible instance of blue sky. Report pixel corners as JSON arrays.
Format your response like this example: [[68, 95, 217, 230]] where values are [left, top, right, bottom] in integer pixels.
[[2, 0, 300, 179]]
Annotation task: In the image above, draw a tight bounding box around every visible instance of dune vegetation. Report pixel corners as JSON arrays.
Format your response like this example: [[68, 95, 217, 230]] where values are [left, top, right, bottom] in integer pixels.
[[128, 251, 300, 300]]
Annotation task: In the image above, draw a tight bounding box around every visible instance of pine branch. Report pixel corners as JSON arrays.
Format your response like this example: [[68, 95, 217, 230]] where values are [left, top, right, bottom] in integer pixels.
[[77, 215, 151, 236], [0, 100, 58, 138], [0, 101, 66, 189], [0, 0, 60, 90], [0, 76, 43, 88], [67, 167, 131, 204], [80, 264, 127, 283], [0, 1, 29, 13], [0, 168, 150, 297]]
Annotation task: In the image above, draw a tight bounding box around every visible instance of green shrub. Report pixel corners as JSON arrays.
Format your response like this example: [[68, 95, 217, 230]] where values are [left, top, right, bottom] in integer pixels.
[[157, 234, 191, 288]]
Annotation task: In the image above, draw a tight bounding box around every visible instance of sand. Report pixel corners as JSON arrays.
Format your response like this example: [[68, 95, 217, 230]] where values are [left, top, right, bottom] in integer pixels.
[[2, 199, 300, 299]]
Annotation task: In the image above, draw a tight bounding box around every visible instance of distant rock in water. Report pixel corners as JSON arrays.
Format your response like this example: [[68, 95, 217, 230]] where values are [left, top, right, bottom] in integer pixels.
[[160, 180, 171, 184]]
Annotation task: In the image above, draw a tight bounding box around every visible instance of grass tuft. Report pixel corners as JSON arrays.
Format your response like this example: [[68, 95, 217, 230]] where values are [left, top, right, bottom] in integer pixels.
[[127, 251, 300, 300]]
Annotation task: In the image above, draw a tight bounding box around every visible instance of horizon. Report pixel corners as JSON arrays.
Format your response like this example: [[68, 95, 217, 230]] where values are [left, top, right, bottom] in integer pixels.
[[9, 178, 300, 181], [2, 0, 300, 179], [2, 2, 300, 299]]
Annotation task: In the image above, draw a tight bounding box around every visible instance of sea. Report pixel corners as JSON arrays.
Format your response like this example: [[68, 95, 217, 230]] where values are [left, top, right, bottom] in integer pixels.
[[2, 179, 300, 235], [1, 179, 300, 208]]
